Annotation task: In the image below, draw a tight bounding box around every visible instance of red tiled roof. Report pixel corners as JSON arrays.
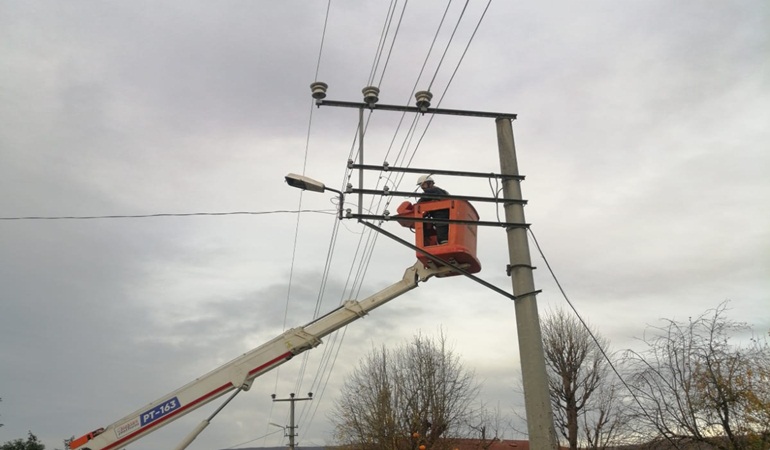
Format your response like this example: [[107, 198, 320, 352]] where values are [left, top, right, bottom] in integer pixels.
[[449, 439, 568, 450], [449, 439, 528, 450]]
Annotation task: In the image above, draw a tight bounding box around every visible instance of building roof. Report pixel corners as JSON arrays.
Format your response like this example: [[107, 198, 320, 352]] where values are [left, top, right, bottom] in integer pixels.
[[231, 439, 566, 450], [451, 439, 567, 450], [454, 439, 532, 450]]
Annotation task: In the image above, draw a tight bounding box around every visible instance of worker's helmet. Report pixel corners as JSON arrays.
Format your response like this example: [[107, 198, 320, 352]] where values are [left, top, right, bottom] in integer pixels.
[[416, 175, 434, 185]]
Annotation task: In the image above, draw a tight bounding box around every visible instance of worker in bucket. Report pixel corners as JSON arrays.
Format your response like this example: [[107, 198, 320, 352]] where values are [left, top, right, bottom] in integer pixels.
[[416, 175, 450, 244]]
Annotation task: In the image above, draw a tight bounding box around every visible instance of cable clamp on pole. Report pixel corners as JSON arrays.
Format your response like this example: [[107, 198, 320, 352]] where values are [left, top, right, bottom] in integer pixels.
[[506, 264, 537, 276]]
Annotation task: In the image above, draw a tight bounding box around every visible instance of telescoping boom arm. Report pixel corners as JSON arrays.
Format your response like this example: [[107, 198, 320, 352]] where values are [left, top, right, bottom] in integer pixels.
[[69, 262, 449, 450]]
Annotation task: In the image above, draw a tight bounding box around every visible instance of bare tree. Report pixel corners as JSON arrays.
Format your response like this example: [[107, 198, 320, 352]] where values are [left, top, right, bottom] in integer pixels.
[[581, 375, 627, 449], [742, 332, 770, 446], [542, 307, 624, 450], [464, 402, 508, 450], [624, 302, 770, 450], [331, 331, 480, 450]]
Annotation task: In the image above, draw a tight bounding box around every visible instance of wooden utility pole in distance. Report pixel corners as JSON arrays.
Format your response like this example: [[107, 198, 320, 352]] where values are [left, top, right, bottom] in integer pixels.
[[496, 117, 559, 449], [271, 392, 313, 449]]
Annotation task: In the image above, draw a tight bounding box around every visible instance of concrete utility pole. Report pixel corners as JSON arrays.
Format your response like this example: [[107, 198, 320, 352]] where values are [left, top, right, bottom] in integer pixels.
[[496, 118, 559, 449], [309, 82, 557, 448], [271, 393, 313, 449]]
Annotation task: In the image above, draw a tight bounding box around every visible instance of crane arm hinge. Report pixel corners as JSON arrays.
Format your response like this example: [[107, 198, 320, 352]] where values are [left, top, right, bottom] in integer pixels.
[[341, 300, 368, 318], [284, 328, 323, 353]]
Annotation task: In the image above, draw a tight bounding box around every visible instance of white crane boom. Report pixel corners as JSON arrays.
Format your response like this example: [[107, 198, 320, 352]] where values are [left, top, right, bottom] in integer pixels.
[[69, 262, 448, 450]]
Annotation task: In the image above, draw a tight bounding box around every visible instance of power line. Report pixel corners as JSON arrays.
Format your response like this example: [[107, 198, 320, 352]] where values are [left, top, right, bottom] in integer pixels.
[[385, 0, 492, 207], [527, 227, 679, 449], [296, 37, 392, 423], [428, 0, 469, 91], [378, 0, 452, 167], [376, 0, 410, 87], [401, 0, 492, 172], [271, 1, 336, 445], [436, 0, 492, 100], [295, 2, 496, 436], [292, 215, 342, 395], [0, 210, 335, 221], [354, 0, 461, 289], [290, 1, 494, 437], [411, 0, 453, 95], [314, 0, 332, 81], [224, 428, 284, 449], [368, 0, 398, 86]]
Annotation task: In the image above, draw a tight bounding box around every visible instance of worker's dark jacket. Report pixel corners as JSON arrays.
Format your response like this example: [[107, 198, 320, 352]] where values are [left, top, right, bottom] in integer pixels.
[[417, 185, 450, 242], [417, 186, 449, 202]]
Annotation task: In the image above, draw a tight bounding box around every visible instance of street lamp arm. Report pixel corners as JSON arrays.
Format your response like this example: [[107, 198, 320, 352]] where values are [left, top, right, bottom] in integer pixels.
[[322, 185, 343, 195]]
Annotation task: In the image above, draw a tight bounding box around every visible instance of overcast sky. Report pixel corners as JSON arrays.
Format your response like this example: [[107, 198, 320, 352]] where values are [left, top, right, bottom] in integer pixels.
[[1, 1, 768, 449]]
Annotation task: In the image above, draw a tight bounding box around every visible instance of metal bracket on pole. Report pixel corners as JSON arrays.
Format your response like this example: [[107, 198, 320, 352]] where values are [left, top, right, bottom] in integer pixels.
[[510, 290, 542, 300], [348, 161, 526, 181], [506, 264, 537, 276], [348, 213, 529, 230], [315, 98, 517, 120], [347, 188, 528, 205]]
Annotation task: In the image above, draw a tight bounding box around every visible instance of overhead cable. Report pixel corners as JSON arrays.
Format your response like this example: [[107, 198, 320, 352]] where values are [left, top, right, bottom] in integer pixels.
[[379, 0, 452, 166], [314, 0, 332, 80], [376, 0, 410, 87], [404, 0, 492, 170], [0, 210, 335, 221], [367, 0, 398, 87], [270, 0, 334, 445], [298, 1, 494, 433], [428, 0, 469, 91], [297, 1, 494, 436], [434, 0, 492, 102], [527, 227, 680, 449]]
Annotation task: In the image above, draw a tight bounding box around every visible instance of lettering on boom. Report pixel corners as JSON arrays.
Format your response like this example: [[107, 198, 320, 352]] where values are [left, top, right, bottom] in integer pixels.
[[115, 418, 140, 439], [139, 397, 181, 427]]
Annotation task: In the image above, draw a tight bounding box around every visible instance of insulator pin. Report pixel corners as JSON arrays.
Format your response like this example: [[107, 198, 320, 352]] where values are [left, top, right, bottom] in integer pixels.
[[362, 85, 380, 107], [414, 90, 433, 111], [310, 81, 328, 100]]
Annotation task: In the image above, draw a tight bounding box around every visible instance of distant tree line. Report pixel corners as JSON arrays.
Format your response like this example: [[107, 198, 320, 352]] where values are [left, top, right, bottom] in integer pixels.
[[4, 303, 766, 450], [330, 302, 769, 450], [1, 432, 45, 450], [542, 301, 769, 450]]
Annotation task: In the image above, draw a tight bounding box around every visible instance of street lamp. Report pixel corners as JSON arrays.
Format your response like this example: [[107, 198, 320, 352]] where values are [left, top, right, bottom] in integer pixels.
[[284, 173, 344, 219]]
